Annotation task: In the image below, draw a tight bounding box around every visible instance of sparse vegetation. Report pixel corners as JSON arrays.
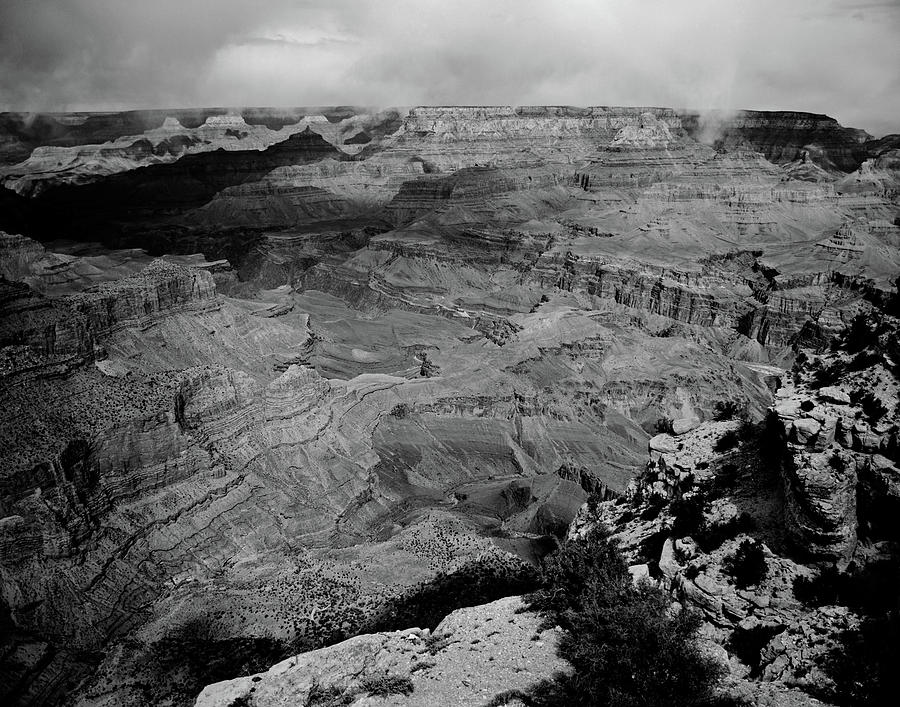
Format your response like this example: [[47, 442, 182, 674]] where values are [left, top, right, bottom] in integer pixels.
[[364, 557, 539, 634]]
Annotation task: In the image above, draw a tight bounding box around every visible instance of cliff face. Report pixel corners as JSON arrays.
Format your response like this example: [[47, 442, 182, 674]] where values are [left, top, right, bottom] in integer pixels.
[[679, 110, 873, 172], [0, 278, 95, 378], [64, 259, 219, 337]]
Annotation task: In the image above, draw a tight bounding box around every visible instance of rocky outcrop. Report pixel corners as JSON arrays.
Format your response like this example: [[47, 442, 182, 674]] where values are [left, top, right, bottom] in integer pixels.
[[769, 344, 899, 561], [64, 259, 219, 338], [0, 231, 45, 280], [193, 596, 566, 707], [0, 278, 94, 378]]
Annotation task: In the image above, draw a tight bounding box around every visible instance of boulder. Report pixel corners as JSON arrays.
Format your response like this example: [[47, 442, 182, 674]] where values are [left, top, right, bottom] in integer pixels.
[[672, 417, 700, 435], [791, 418, 821, 445], [628, 563, 651, 584], [817, 386, 850, 405], [659, 537, 681, 582], [649, 433, 678, 454], [813, 415, 837, 451]]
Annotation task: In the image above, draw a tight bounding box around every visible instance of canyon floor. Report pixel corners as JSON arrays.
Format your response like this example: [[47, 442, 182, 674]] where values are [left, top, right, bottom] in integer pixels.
[[0, 105, 898, 706]]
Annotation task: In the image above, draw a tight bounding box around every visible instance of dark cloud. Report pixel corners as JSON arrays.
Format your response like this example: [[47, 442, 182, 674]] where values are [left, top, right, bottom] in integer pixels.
[[0, 0, 897, 136]]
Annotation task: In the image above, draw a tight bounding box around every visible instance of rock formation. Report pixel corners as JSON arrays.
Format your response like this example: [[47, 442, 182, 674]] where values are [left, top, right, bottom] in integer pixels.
[[0, 104, 897, 706]]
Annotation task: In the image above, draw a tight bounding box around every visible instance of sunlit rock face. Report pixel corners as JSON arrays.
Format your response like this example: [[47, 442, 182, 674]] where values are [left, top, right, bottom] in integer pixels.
[[0, 105, 898, 706]]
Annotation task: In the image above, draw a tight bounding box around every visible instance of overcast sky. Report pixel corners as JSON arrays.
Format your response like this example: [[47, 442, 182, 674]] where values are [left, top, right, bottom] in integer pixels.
[[1, 0, 898, 136]]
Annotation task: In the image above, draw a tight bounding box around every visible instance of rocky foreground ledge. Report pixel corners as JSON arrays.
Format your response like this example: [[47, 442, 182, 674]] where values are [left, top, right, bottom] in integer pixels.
[[194, 596, 566, 707]]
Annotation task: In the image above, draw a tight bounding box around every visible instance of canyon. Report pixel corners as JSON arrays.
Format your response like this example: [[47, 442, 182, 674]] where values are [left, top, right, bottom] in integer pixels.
[[0, 105, 898, 706]]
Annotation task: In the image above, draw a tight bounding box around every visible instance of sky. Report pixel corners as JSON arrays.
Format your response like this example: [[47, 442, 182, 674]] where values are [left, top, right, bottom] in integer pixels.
[[0, 0, 898, 136]]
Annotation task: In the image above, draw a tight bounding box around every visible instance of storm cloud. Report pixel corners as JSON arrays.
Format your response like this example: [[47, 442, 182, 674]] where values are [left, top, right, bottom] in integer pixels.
[[1, 0, 898, 136]]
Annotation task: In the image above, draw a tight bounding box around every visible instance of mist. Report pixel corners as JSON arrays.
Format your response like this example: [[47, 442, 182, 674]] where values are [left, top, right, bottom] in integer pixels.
[[1, 0, 898, 136]]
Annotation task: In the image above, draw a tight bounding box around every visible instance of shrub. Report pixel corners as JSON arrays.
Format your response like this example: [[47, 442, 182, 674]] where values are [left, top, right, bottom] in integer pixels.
[[821, 610, 900, 706], [723, 540, 767, 589], [737, 419, 758, 443], [655, 417, 674, 434], [849, 349, 881, 371], [713, 430, 740, 453], [714, 463, 739, 490], [670, 494, 708, 538], [793, 566, 842, 606], [694, 513, 755, 553], [685, 563, 703, 580], [305, 682, 352, 707], [713, 400, 745, 421], [389, 403, 409, 418], [828, 453, 846, 472], [526, 527, 725, 706], [811, 360, 846, 389], [860, 393, 888, 422], [360, 675, 414, 697], [793, 561, 900, 613], [843, 313, 883, 354], [728, 623, 784, 676]]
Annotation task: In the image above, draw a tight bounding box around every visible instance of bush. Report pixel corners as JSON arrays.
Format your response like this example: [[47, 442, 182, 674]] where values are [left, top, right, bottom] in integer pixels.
[[828, 453, 846, 472], [389, 403, 409, 418], [849, 349, 881, 371], [714, 463, 738, 490], [723, 540, 767, 589], [525, 527, 725, 706], [670, 494, 708, 538], [713, 400, 745, 421], [811, 360, 846, 389], [737, 419, 758, 443], [359, 675, 414, 697], [655, 417, 674, 434], [694, 513, 755, 553], [860, 393, 888, 422], [793, 566, 842, 606], [821, 610, 900, 706], [305, 682, 352, 707], [843, 313, 883, 354], [728, 623, 784, 676], [713, 430, 740, 453], [793, 561, 900, 613]]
